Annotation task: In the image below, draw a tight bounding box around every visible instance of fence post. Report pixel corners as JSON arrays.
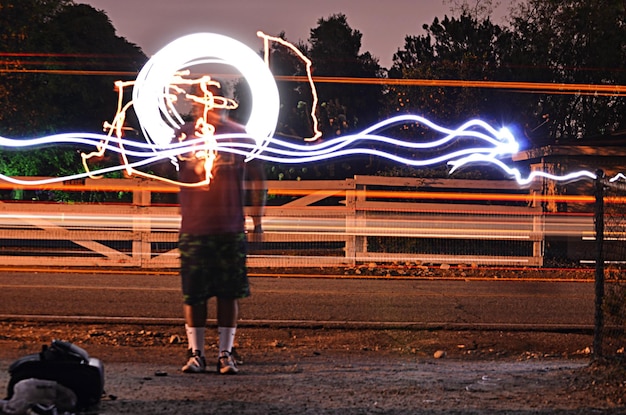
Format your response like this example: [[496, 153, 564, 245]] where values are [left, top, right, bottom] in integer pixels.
[[133, 180, 152, 268], [593, 169, 605, 360], [344, 178, 359, 267]]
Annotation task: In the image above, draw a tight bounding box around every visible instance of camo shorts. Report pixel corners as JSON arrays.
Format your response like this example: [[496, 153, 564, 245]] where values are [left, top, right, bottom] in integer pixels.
[[179, 232, 250, 305]]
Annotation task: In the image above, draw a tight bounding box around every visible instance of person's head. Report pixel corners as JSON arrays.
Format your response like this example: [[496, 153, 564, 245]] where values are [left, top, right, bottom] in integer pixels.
[[187, 78, 237, 125]]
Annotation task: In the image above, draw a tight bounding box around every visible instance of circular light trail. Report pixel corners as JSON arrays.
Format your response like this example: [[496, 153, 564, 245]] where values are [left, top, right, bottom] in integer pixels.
[[132, 32, 279, 153]]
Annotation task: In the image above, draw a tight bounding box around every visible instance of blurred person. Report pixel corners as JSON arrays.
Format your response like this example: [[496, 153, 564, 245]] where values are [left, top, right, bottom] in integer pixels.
[[175, 79, 263, 374], [247, 157, 266, 234]]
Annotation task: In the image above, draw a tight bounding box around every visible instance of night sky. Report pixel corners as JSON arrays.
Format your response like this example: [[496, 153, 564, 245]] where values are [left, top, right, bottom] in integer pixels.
[[79, 0, 508, 69]]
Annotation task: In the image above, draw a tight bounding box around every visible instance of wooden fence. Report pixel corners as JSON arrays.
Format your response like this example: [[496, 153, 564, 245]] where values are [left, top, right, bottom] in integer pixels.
[[0, 175, 559, 269]]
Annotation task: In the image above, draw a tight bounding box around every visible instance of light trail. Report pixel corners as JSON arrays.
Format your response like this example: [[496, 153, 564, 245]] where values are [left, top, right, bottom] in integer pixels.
[[0, 69, 137, 76], [0, 31, 623, 188], [0, 51, 141, 76], [276, 76, 626, 97], [0, 52, 136, 58], [2, 65, 623, 96], [0, 208, 597, 239], [259, 31, 322, 142], [0, 176, 601, 208], [0, 115, 524, 185]]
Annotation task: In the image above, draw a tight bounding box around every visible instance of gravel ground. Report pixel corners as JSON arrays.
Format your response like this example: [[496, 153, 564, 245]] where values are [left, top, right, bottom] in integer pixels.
[[0, 322, 625, 414]]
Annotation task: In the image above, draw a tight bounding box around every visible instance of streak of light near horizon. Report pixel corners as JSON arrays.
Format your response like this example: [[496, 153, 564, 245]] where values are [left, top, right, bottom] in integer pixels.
[[277, 76, 626, 97], [2, 65, 625, 96], [0, 32, 624, 188], [0, 209, 599, 240], [0, 51, 141, 77], [0, 178, 613, 205], [0, 69, 139, 76]]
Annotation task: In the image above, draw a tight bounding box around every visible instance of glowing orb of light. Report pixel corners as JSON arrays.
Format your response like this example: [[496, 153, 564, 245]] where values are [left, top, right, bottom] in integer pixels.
[[132, 32, 279, 153]]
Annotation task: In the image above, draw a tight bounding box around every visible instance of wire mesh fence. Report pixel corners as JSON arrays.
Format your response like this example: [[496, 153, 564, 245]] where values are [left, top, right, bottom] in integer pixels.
[[594, 172, 626, 360]]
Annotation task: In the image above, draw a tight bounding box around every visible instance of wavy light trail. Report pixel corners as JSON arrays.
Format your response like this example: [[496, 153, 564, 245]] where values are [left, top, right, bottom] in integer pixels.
[[0, 32, 620, 187]]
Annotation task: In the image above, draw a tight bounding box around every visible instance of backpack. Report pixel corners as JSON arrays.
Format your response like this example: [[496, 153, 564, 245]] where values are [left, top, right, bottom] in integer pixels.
[[6, 340, 104, 410]]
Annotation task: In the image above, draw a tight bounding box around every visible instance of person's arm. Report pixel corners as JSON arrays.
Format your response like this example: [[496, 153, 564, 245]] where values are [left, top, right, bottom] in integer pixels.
[[246, 159, 266, 233]]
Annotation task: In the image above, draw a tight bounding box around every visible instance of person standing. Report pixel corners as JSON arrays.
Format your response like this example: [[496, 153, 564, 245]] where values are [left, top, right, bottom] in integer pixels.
[[176, 80, 257, 374]]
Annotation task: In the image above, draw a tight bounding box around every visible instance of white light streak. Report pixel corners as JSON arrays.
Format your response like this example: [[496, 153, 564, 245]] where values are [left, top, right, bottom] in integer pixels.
[[132, 32, 279, 151], [0, 32, 620, 188]]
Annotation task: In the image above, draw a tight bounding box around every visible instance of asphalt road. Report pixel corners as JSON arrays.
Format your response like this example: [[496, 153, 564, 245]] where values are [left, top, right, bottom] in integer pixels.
[[0, 271, 596, 331]]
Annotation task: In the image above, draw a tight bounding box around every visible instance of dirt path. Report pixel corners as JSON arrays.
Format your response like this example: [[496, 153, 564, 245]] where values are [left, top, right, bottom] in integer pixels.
[[77, 357, 593, 414], [0, 322, 624, 414]]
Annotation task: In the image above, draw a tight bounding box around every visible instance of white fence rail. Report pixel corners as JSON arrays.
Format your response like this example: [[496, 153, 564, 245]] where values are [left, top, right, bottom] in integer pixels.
[[0, 175, 576, 269]]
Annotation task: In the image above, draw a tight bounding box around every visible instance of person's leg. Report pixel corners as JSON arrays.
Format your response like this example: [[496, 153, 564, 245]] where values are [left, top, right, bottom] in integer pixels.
[[216, 298, 238, 327], [215, 232, 248, 353], [181, 302, 208, 373], [216, 298, 239, 374], [217, 298, 238, 352], [179, 233, 209, 372], [185, 302, 208, 326], [214, 233, 249, 374], [184, 302, 207, 353], [180, 305, 207, 373]]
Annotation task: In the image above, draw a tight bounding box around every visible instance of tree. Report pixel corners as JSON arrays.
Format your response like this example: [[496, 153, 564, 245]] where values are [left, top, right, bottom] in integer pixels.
[[0, 1, 145, 137], [381, 13, 526, 179], [0, 0, 72, 137], [33, 3, 145, 133], [242, 15, 387, 180], [233, 32, 315, 139], [388, 0, 626, 150], [309, 14, 385, 139], [0, 0, 146, 184], [443, 0, 502, 21], [388, 14, 517, 124], [509, 0, 626, 143]]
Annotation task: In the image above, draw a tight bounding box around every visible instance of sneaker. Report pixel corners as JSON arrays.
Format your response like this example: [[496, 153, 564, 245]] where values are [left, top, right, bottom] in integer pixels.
[[217, 350, 239, 374], [182, 349, 206, 373], [231, 347, 244, 365]]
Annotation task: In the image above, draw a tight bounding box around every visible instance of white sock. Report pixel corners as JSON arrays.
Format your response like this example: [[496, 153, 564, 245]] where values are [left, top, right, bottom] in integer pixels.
[[185, 324, 205, 356], [218, 326, 236, 354]]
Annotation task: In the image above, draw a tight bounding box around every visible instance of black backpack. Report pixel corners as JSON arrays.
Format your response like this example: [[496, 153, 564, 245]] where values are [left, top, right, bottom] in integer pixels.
[[6, 340, 105, 410]]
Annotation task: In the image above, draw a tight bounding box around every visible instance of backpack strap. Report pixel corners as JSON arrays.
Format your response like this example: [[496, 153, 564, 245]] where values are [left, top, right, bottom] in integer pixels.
[[40, 340, 89, 363]]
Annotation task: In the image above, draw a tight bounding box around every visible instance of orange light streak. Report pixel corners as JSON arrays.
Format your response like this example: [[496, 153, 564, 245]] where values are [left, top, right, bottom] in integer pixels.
[[91, 75, 227, 186], [4, 66, 622, 97], [257, 31, 322, 142], [270, 189, 597, 204], [0, 52, 142, 76], [0, 178, 603, 205], [275, 75, 626, 96], [0, 68, 137, 76], [0, 52, 135, 58], [0, 60, 123, 68]]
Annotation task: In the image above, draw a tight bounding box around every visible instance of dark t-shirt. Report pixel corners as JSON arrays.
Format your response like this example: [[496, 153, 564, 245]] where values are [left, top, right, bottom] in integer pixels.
[[177, 118, 247, 235]]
